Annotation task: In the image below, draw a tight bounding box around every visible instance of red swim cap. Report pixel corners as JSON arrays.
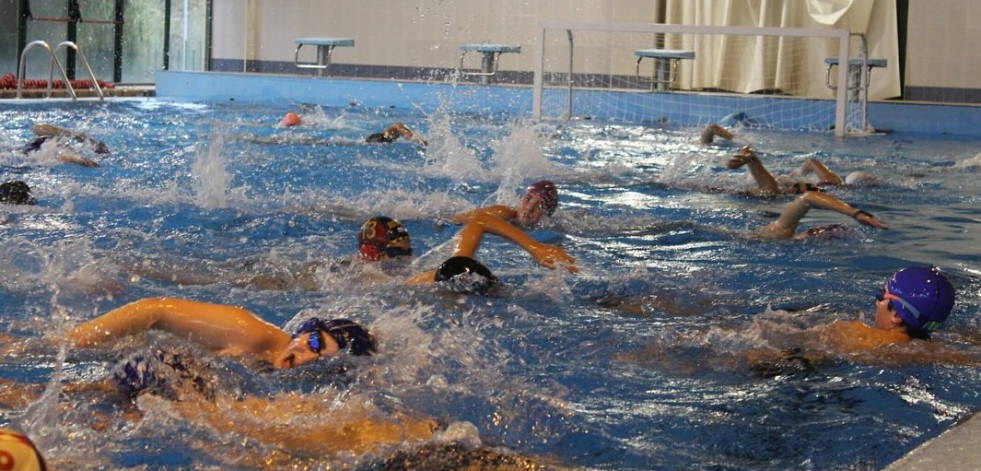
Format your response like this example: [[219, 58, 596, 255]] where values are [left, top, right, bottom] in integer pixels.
[[281, 112, 302, 127], [358, 216, 412, 261], [525, 180, 558, 216]]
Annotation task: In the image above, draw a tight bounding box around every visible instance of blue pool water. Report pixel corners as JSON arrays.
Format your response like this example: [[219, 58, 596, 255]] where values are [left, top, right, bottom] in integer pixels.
[[1, 98, 981, 470]]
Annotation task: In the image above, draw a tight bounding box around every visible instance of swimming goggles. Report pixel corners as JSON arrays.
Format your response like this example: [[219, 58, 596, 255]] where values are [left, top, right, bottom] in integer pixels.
[[876, 285, 921, 320], [304, 330, 325, 354]]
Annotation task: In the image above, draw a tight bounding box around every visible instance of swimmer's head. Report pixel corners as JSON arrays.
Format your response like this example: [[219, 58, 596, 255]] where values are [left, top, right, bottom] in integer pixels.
[[518, 180, 558, 226], [0, 181, 36, 205], [281, 112, 302, 127], [434, 256, 497, 295], [358, 216, 412, 261], [844, 171, 879, 186], [878, 266, 955, 338], [0, 428, 46, 471], [278, 318, 376, 369]]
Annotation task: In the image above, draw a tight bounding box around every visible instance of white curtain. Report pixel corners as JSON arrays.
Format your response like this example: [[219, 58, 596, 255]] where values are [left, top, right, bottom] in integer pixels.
[[664, 0, 900, 99]]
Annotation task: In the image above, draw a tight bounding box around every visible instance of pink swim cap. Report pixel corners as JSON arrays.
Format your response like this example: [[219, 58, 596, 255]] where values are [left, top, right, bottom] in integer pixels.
[[525, 180, 559, 216]]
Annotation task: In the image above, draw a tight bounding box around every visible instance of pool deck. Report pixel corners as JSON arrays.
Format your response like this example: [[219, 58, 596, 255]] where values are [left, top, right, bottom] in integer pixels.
[[884, 411, 981, 471], [0, 85, 155, 99]]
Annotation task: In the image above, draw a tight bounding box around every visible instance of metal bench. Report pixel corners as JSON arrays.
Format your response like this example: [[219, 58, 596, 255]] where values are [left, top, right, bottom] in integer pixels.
[[635, 49, 695, 91], [458, 44, 521, 84], [294, 37, 355, 77]]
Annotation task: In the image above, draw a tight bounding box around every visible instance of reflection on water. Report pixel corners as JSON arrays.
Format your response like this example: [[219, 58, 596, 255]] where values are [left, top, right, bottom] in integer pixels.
[[0, 99, 980, 470]]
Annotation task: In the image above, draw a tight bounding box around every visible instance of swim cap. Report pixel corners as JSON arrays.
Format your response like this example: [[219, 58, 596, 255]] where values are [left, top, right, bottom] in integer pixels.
[[0, 428, 46, 471], [358, 216, 412, 261], [281, 112, 302, 127], [525, 180, 558, 216], [0, 181, 36, 205], [886, 266, 955, 335], [434, 256, 497, 295], [293, 318, 377, 356], [844, 171, 879, 186]]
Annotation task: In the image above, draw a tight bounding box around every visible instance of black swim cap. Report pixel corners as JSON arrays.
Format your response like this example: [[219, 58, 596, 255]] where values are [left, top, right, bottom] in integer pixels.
[[434, 256, 497, 294], [0, 181, 36, 205], [293, 317, 377, 356]]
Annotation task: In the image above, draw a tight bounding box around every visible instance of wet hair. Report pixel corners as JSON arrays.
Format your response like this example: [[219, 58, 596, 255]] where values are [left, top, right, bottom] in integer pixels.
[[293, 318, 377, 356], [525, 180, 559, 216], [434, 256, 497, 295], [0, 181, 37, 205]]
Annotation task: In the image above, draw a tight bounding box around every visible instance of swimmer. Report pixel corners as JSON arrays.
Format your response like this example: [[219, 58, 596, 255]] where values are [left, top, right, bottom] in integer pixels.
[[0, 428, 47, 471], [365, 122, 428, 145], [700, 123, 736, 144], [280, 111, 302, 127], [453, 180, 560, 229], [122, 216, 415, 290], [0, 181, 36, 205], [358, 216, 413, 261], [749, 190, 887, 240], [622, 266, 967, 374], [726, 146, 877, 197], [68, 297, 376, 369], [408, 208, 576, 287], [23, 123, 107, 167]]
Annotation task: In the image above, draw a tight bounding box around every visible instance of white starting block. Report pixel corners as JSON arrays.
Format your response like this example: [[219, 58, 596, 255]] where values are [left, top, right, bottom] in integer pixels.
[[294, 37, 355, 77], [635, 49, 695, 91], [458, 43, 521, 84]]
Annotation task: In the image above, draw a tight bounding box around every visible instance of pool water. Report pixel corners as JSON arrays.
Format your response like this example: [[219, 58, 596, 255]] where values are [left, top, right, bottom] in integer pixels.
[[1, 98, 981, 470]]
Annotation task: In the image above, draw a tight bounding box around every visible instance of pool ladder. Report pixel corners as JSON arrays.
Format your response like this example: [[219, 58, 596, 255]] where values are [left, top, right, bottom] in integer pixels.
[[16, 40, 104, 101]]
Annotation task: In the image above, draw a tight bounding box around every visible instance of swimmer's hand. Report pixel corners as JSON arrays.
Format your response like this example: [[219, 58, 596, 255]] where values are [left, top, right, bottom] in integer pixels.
[[726, 146, 757, 169], [529, 243, 577, 273], [853, 210, 888, 229]]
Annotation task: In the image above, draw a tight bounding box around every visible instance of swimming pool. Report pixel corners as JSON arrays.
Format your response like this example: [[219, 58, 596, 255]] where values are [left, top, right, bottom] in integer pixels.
[[1, 98, 980, 470]]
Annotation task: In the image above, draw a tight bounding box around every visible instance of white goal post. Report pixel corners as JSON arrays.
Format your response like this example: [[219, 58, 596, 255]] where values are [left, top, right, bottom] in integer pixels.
[[532, 22, 856, 136]]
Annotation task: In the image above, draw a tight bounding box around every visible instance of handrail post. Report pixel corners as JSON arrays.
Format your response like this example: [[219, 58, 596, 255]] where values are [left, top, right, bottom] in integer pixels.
[[17, 40, 77, 100], [54, 41, 105, 101]]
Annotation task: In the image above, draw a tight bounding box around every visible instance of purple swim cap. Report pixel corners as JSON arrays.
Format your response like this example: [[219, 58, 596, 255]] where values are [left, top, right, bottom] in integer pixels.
[[886, 266, 955, 335], [525, 180, 558, 216]]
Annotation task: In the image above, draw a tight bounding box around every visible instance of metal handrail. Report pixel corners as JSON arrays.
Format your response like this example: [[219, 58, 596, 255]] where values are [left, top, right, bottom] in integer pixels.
[[17, 40, 76, 99], [53, 41, 104, 101]]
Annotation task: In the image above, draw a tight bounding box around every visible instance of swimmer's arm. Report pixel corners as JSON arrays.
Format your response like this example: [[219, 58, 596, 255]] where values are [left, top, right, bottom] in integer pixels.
[[406, 270, 436, 285], [458, 212, 577, 272], [751, 195, 811, 240], [797, 158, 842, 185], [700, 124, 734, 144], [388, 123, 427, 146], [69, 298, 290, 356], [57, 153, 100, 168], [34, 124, 108, 153], [738, 147, 780, 196], [801, 191, 888, 229], [451, 205, 517, 224]]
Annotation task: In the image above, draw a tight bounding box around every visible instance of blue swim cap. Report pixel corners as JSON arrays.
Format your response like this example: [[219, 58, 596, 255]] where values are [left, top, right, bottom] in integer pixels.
[[293, 318, 377, 356], [886, 266, 955, 335]]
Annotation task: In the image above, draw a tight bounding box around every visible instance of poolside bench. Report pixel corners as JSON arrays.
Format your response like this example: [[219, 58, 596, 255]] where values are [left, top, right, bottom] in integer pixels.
[[824, 57, 887, 100], [635, 49, 695, 91], [458, 43, 521, 84], [294, 37, 355, 77]]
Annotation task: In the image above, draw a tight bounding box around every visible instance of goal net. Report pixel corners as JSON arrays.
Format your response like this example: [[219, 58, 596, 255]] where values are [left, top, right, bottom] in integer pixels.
[[532, 23, 870, 136]]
